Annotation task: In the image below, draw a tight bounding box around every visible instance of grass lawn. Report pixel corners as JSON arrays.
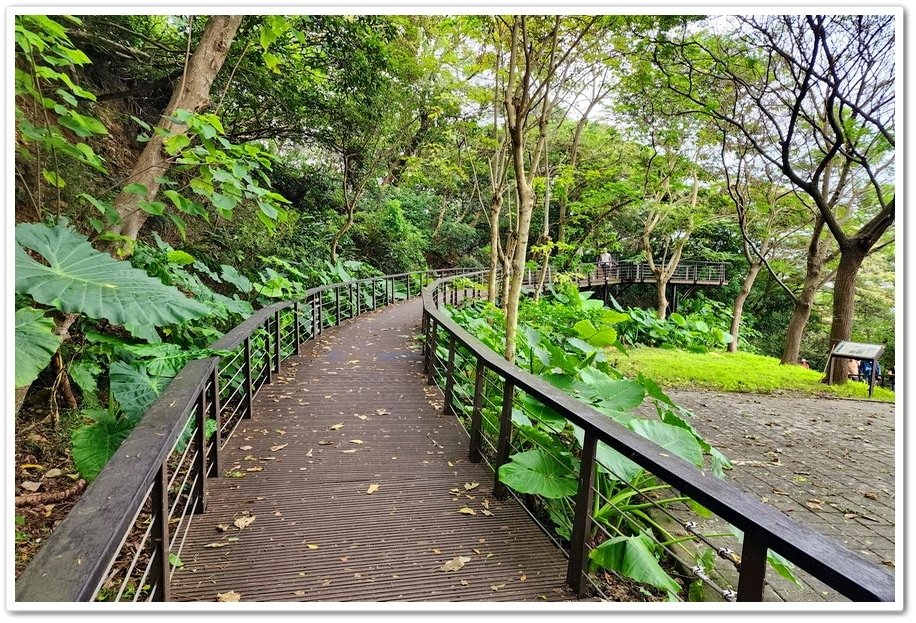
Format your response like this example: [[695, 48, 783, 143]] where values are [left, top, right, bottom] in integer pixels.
[[612, 347, 895, 403]]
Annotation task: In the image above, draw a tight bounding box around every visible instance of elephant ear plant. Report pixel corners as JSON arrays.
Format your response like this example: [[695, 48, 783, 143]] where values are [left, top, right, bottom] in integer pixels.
[[443, 286, 797, 600]]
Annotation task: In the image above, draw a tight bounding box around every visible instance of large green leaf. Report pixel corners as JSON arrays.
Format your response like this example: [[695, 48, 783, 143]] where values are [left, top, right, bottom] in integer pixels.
[[629, 419, 704, 467], [498, 449, 578, 499], [16, 223, 209, 327], [518, 393, 567, 432], [220, 264, 252, 293], [14, 307, 62, 387], [572, 424, 643, 483], [71, 410, 135, 481], [109, 361, 172, 422], [585, 378, 646, 411], [68, 360, 102, 407], [589, 534, 680, 595]]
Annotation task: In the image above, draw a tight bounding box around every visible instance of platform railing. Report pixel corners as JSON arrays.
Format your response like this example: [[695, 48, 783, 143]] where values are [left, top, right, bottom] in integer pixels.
[[421, 271, 894, 603], [15, 267, 477, 602]]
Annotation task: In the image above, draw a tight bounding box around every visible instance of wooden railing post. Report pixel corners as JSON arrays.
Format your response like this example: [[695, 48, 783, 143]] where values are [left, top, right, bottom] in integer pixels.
[[243, 337, 253, 419], [150, 462, 170, 601], [443, 334, 457, 415], [493, 379, 515, 499], [193, 389, 208, 514], [293, 301, 301, 355], [567, 428, 597, 596], [208, 365, 222, 476], [264, 320, 273, 386], [737, 529, 768, 601], [335, 287, 341, 325], [469, 358, 485, 463], [274, 310, 281, 373], [426, 318, 438, 385]]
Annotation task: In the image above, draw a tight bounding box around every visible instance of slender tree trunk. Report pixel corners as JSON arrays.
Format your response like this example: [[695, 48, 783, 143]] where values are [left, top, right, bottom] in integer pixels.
[[655, 280, 669, 320], [504, 181, 535, 362], [729, 262, 762, 353], [826, 245, 868, 383], [780, 270, 822, 364], [329, 208, 354, 264], [487, 195, 503, 303], [109, 15, 243, 243]]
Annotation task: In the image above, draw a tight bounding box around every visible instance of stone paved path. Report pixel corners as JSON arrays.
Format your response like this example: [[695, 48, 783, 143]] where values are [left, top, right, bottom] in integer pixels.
[[645, 390, 896, 601]]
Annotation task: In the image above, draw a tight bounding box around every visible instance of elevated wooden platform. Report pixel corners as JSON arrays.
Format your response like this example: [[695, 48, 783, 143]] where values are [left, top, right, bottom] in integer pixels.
[[169, 298, 572, 602]]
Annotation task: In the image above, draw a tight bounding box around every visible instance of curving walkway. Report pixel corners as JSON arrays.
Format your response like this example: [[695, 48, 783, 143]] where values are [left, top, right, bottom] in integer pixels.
[[170, 298, 572, 602]]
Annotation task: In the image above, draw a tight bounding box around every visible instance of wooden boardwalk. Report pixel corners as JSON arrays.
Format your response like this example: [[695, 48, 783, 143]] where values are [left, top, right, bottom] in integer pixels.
[[170, 298, 572, 602]]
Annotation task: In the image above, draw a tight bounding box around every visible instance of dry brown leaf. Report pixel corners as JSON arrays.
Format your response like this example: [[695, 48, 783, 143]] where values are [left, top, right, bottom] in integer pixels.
[[330, 424, 344, 430], [805, 500, 823, 511], [340, 556, 349, 562], [439, 556, 471, 572], [482, 510, 493, 517], [376, 408, 390, 415], [472, 548, 481, 555], [520, 575, 527, 582], [772, 488, 790, 496], [234, 515, 256, 530], [239, 445, 253, 450], [270, 444, 288, 452], [216, 523, 230, 532], [306, 544, 319, 550], [883, 560, 895, 568], [349, 439, 364, 445], [21, 481, 42, 492], [432, 548, 441, 554], [246, 466, 263, 472], [339, 449, 358, 454], [458, 507, 477, 516], [460, 580, 468, 586], [490, 583, 505, 591], [864, 491, 879, 500], [449, 488, 461, 494], [355, 415, 369, 420], [216, 591, 241, 602], [464, 482, 479, 491], [844, 513, 859, 519], [205, 542, 229, 548], [318, 440, 333, 445], [481, 499, 490, 510], [367, 483, 379, 494], [293, 590, 306, 596], [44, 468, 63, 478], [305, 449, 313, 457]]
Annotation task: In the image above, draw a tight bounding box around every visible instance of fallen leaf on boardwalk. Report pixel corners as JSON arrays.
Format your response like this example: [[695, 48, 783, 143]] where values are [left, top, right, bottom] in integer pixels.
[[355, 415, 369, 420], [340, 449, 358, 454], [458, 507, 477, 516], [490, 584, 505, 591], [482, 499, 490, 510], [844, 513, 859, 519], [216, 524, 230, 532], [330, 424, 344, 430], [349, 439, 364, 444], [460, 580, 468, 586], [520, 575, 527, 582], [376, 409, 390, 415], [448, 461, 454, 467], [864, 491, 879, 500], [270, 444, 288, 452], [44, 468, 63, 478], [306, 544, 319, 550], [432, 548, 441, 554], [318, 440, 333, 445], [439, 556, 471, 572], [246, 466, 263, 472], [234, 516, 256, 530], [367, 483, 379, 494], [772, 488, 790, 496], [216, 591, 240, 602], [486, 554, 494, 559], [306, 449, 313, 457], [472, 548, 481, 555], [205, 542, 229, 548], [883, 560, 895, 568], [239, 445, 253, 451], [293, 590, 306, 597], [20, 481, 41, 492], [464, 482, 479, 491], [340, 557, 349, 562], [805, 500, 823, 511], [449, 488, 461, 494], [482, 510, 493, 517]]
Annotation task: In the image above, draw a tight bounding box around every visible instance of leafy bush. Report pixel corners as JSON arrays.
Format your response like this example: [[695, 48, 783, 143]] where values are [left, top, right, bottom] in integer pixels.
[[615, 296, 736, 352]]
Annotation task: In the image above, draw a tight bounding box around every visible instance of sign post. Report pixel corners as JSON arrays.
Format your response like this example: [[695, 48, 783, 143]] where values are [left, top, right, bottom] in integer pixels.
[[825, 341, 886, 398]]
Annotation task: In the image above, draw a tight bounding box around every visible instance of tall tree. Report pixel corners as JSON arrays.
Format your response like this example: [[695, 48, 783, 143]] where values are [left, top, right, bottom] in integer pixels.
[[657, 15, 895, 380], [109, 15, 243, 242]]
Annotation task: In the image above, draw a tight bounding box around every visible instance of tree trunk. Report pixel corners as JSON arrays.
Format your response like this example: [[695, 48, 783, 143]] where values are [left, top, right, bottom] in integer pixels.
[[780, 218, 831, 364], [826, 245, 868, 383], [329, 210, 353, 264], [109, 16, 243, 243], [655, 280, 668, 320], [728, 262, 762, 353], [487, 195, 503, 303], [504, 183, 535, 362]]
